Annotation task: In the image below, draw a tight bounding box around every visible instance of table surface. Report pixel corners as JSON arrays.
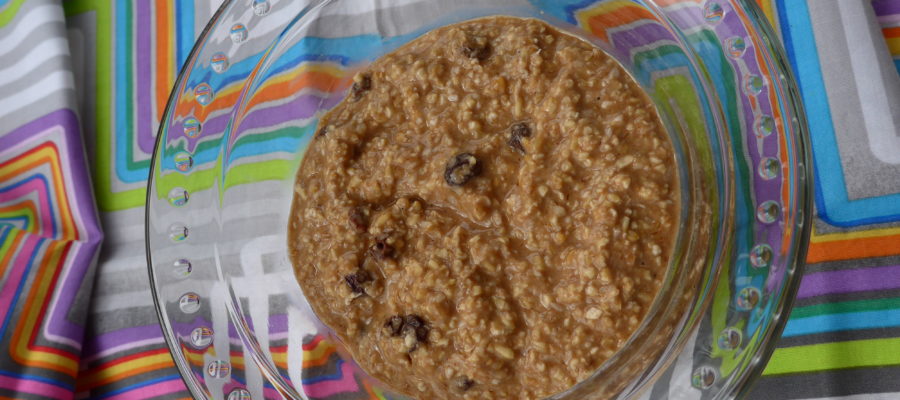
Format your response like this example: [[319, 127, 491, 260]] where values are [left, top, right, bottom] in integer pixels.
[[1, 0, 900, 399]]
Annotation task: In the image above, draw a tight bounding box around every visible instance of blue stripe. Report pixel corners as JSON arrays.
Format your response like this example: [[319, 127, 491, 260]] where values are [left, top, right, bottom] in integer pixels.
[[176, 1, 194, 68], [781, 1, 900, 226], [782, 309, 900, 337], [113, 2, 133, 183]]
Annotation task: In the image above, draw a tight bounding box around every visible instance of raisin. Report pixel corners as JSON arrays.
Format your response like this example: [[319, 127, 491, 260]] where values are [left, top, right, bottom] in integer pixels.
[[444, 153, 481, 186], [348, 207, 368, 233], [452, 375, 476, 391], [403, 314, 429, 342], [508, 122, 531, 154], [351, 74, 372, 101], [385, 315, 405, 336], [369, 236, 394, 260], [401, 315, 429, 353], [343, 269, 371, 294], [461, 41, 491, 61]]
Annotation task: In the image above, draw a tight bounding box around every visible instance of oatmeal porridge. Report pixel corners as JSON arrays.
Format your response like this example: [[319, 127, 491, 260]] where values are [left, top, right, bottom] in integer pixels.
[[288, 16, 680, 400]]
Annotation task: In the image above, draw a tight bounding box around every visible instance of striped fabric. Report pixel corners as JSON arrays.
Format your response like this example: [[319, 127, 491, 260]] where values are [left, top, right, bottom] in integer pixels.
[[749, 1, 900, 399], [63, 3, 225, 398], [0, 0, 103, 398], [0, 1, 898, 399]]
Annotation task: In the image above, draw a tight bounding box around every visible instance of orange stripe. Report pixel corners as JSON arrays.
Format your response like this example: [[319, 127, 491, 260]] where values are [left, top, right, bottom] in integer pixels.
[[247, 71, 349, 110], [302, 346, 337, 368], [174, 68, 349, 123], [76, 350, 176, 389], [884, 26, 900, 37], [807, 234, 900, 263]]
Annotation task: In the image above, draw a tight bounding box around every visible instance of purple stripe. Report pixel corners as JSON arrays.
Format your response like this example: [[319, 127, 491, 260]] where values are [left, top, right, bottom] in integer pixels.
[[83, 325, 165, 355], [46, 242, 101, 344], [136, 0, 156, 153], [166, 91, 342, 149], [797, 264, 900, 299], [608, 18, 679, 48], [233, 92, 343, 138], [873, 0, 900, 16]]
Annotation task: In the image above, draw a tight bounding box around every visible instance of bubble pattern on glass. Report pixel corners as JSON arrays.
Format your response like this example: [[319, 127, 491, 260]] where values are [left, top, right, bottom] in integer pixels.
[[718, 328, 743, 350], [207, 360, 231, 379], [183, 117, 201, 138], [194, 83, 214, 106], [191, 327, 214, 348], [179, 293, 201, 314], [173, 152, 194, 172], [173, 259, 192, 277], [690, 0, 790, 390], [211, 52, 229, 73], [692, 365, 719, 389], [168, 187, 189, 207], [166, 4, 273, 397], [228, 388, 252, 400]]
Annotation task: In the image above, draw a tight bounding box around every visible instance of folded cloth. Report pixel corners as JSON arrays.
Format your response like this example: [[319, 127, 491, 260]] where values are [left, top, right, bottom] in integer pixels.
[[1, 1, 900, 399], [0, 0, 103, 398], [748, 1, 900, 399]]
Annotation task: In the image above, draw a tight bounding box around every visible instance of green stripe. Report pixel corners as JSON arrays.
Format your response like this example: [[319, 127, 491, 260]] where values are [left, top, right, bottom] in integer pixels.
[[124, 0, 149, 174], [763, 337, 900, 375], [789, 297, 900, 320], [0, 0, 26, 28], [65, 0, 120, 211], [0, 226, 21, 258], [154, 125, 310, 199]]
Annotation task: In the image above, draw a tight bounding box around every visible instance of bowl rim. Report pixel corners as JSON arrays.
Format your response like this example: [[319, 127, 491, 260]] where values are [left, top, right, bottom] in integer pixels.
[[144, 0, 815, 398]]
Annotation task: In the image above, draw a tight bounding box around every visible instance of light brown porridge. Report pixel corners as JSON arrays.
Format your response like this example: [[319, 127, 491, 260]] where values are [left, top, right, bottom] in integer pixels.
[[288, 16, 680, 400]]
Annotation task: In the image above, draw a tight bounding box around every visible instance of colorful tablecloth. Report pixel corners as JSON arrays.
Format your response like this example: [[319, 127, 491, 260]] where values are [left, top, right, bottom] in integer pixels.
[[1, 0, 899, 399]]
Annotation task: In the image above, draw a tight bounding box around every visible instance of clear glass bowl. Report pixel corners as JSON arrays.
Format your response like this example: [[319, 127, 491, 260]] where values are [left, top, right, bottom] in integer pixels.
[[146, 0, 811, 399]]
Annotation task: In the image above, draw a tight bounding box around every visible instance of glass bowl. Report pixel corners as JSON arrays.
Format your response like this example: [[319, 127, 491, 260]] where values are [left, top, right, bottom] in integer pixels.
[[146, 0, 811, 399]]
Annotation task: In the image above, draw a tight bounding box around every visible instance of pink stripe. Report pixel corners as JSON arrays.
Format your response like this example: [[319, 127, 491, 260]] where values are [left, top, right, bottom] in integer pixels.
[[302, 362, 361, 397], [0, 235, 41, 325], [103, 379, 185, 400], [0, 375, 72, 400]]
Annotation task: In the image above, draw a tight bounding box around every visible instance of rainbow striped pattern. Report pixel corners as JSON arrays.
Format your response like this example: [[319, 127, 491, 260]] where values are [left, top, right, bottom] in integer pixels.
[[1, 0, 105, 398], [1, 0, 900, 399]]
